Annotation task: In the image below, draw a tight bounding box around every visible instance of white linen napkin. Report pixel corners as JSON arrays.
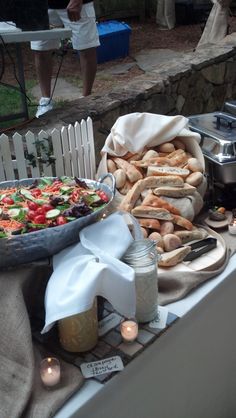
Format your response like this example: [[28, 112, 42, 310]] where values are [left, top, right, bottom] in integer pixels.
[[101, 112, 201, 157], [42, 212, 136, 333]]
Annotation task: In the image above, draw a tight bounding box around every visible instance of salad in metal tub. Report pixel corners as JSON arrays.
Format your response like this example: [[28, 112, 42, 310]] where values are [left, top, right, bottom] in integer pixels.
[[0, 174, 115, 268]]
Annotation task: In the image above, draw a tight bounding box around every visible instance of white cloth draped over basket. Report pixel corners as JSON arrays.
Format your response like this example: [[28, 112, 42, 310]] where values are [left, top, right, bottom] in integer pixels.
[[97, 112, 207, 221], [42, 212, 138, 333]]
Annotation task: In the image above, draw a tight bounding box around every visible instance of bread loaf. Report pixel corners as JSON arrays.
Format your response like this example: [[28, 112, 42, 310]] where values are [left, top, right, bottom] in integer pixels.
[[131, 205, 174, 220], [147, 166, 189, 178], [158, 246, 191, 267], [138, 218, 161, 230], [142, 194, 181, 215], [113, 157, 143, 183], [174, 228, 208, 243], [154, 183, 196, 198]]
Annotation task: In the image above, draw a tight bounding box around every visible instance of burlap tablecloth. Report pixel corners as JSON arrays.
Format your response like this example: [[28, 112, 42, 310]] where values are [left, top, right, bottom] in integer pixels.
[[0, 261, 84, 418], [159, 227, 236, 305], [0, 222, 235, 417]]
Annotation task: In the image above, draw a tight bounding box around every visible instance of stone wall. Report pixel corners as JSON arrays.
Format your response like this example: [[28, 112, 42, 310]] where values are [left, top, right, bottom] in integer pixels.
[[15, 39, 236, 163]]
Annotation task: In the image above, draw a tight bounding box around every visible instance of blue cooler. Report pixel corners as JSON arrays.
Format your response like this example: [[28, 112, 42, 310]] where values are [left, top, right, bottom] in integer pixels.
[[96, 20, 132, 64]]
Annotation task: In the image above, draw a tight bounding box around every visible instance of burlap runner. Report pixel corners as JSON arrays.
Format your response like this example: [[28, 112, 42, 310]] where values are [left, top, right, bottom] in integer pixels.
[[0, 262, 84, 418], [159, 227, 236, 305]]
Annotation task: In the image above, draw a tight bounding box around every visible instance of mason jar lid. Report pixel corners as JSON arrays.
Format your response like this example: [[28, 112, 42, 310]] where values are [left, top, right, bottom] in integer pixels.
[[122, 239, 157, 263]]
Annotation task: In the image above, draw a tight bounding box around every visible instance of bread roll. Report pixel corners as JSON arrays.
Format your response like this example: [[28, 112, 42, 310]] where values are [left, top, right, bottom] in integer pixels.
[[119, 180, 133, 195], [158, 246, 191, 267], [187, 158, 203, 173], [142, 150, 159, 161], [185, 172, 203, 187], [113, 169, 126, 189], [148, 232, 163, 247], [160, 221, 174, 235], [157, 142, 175, 153], [163, 234, 182, 252], [107, 159, 117, 173]]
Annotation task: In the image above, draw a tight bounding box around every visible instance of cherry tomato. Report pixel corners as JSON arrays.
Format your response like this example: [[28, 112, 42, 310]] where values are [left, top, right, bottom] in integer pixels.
[[71, 190, 80, 202], [27, 210, 36, 220], [33, 215, 46, 224], [97, 190, 109, 202], [27, 201, 39, 211], [31, 188, 42, 197], [42, 204, 54, 212], [2, 197, 14, 205], [56, 216, 67, 226], [35, 207, 45, 216]]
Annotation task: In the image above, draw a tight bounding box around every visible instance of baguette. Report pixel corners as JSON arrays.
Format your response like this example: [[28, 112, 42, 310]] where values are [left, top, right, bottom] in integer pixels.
[[147, 166, 189, 178], [113, 157, 143, 183], [119, 176, 185, 212], [158, 246, 191, 267], [142, 194, 180, 215], [153, 183, 196, 198], [131, 157, 171, 168], [138, 218, 161, 230], [174, 228, 208, 244], [131, 205, 174, 221], [172, 215, 193, 231]]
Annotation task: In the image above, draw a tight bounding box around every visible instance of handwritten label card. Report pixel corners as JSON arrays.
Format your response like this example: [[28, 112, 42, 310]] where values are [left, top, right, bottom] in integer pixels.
[[148, 306, 169, 330], [80, 356, 124, 378], [98, 313, 122, 337]]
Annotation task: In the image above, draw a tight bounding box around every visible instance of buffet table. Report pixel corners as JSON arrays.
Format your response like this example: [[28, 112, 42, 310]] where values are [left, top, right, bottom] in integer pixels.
[[55, 252, 236, 418]]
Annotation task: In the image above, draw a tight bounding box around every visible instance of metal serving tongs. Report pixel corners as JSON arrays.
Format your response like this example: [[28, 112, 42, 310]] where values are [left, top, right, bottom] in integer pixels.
[[183, 237, 217, 262]]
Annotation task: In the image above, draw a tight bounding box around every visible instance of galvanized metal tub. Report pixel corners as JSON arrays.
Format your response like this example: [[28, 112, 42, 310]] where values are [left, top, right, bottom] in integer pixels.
[[0, 174, 115, 269]]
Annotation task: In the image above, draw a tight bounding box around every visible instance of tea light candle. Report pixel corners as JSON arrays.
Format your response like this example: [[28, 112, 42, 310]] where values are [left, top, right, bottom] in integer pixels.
[[40, 357, 61, 387], [120, 319, 138, 343]]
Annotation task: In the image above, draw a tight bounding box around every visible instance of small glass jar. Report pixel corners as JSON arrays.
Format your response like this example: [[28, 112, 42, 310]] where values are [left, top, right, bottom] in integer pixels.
[[58, 299, 98, 353], [122, 239, 159, 323]]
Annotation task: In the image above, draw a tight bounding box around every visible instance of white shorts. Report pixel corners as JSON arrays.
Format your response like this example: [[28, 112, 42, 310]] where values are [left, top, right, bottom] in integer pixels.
[[31, 2, 100, 51]]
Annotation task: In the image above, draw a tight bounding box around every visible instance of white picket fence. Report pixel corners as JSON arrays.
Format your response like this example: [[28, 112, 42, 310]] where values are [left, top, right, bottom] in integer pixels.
[[0, 117, 96, 181]]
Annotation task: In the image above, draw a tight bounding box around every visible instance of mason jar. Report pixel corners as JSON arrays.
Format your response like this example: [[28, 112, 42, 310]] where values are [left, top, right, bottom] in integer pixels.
[[58, 299, 98, 352], [122, 239, 159, 323]]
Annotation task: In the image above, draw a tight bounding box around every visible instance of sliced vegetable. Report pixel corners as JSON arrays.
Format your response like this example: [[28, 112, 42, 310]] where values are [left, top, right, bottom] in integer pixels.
[[45, 209, 61, 219]]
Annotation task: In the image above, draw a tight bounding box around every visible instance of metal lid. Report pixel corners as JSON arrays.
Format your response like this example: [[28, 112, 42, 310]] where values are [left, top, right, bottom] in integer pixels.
[[188, 112, 236, 163]]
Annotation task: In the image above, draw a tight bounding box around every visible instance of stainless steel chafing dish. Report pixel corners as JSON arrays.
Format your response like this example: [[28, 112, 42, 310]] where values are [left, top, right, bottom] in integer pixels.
[[188, 112, 236, 184]]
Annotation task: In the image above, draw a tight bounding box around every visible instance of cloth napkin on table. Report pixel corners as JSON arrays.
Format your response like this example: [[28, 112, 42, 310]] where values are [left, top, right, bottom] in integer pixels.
[[42, 212, 136, 333]]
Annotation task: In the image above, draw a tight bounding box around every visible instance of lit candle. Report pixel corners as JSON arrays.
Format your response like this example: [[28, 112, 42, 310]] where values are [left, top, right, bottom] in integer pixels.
[[120, 319, 138, 343], [40, 357, 61, 387]]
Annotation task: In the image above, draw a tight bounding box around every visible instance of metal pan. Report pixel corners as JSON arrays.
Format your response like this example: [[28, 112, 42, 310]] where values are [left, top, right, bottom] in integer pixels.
[[0, 174, 115, 269]]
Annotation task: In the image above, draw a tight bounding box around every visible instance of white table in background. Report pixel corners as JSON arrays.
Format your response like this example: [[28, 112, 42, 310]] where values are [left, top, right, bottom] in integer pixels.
[[0, 25, 71, 123]]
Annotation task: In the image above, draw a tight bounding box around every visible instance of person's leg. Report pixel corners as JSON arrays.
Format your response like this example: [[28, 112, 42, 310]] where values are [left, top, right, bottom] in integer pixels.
[[58, 4, 100, 96], [34, 50, 53, 98], [79, 47, 97, 96]]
